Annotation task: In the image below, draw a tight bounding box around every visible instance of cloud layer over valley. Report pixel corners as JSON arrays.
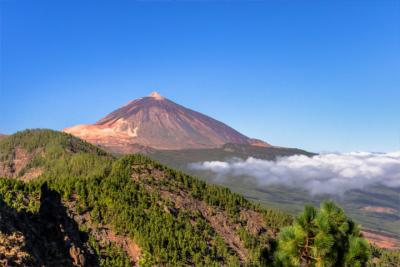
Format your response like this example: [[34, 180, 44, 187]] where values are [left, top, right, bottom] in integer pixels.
[[189, 152, 400, 195]]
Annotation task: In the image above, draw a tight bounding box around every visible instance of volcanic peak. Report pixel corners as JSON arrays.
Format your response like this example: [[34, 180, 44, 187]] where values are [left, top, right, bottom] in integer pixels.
[[149, 91, 164, 100]]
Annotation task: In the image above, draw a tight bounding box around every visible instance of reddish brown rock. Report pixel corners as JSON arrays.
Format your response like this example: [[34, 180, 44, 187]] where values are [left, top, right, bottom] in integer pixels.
[[64, 92, 270, 153], [0, 147, 36, 178]]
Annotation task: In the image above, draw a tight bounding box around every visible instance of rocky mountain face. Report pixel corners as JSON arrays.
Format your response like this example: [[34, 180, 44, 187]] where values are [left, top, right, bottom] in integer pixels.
[[64, 92, 270, 153]]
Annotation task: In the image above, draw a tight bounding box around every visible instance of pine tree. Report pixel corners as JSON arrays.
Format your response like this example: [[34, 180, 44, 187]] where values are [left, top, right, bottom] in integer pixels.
[[275, 201, 370, 267]]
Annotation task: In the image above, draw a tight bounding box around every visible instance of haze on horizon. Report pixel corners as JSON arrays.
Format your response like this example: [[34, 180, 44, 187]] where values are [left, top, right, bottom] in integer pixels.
[[1, 1, 399, 153]]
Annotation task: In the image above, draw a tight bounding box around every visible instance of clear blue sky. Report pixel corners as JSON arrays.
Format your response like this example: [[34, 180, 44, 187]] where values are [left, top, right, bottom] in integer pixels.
[[1, 0, 399, 152]]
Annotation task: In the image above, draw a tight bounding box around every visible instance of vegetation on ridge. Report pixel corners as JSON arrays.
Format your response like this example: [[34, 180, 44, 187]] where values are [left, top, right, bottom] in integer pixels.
[[0, 129, 398, 266]]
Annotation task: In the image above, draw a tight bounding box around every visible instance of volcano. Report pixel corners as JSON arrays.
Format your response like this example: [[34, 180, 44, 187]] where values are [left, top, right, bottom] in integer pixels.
[[64, 92, 269, 153]]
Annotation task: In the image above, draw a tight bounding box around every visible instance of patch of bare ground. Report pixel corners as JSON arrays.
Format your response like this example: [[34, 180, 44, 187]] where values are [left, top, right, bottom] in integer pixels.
[[0, 231, 35, 266], [0, 147, 34, 178], [21, 167, 43, 181], [361, 206, 398, 215], [64, 197, 141, 265], [240, 209, 270, 236], [131, 163, 164, 181], [362, 230, 400, 250], [105, 230, 141, 264]]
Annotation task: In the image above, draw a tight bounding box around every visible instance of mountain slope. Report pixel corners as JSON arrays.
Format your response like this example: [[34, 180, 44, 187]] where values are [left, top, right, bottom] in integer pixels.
[[0, 130, 397, 265], [0, 129, 291, 266], [0, 179, 132, 266], [0, 129, 112, 181], [64, 92, 270, 153]]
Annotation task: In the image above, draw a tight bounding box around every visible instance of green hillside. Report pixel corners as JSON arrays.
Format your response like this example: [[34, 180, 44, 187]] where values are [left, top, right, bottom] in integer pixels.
[[0, 129, 396, 266], [0, 130, 291, 266]]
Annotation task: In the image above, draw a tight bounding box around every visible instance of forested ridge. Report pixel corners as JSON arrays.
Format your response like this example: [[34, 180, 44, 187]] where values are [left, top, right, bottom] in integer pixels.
[[0, 129, 398, 266]]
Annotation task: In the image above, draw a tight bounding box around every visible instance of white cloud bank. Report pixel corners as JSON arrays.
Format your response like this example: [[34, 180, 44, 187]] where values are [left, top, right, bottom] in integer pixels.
[[189, 152, 400, 195]]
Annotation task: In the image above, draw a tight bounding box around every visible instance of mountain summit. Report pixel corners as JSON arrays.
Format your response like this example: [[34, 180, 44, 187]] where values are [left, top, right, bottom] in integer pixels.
[[64, 92, 269, 153]]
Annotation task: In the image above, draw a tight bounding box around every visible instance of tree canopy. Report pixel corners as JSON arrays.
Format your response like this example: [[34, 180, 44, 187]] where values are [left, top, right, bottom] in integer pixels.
[[275, 201, 370, 267]]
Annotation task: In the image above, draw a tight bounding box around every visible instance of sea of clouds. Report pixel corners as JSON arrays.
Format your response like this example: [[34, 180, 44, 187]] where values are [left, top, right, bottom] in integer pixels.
[[189, 152, 400, 195]]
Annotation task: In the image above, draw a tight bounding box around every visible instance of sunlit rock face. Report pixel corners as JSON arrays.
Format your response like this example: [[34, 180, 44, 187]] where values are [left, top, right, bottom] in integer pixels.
[[64, 92, 270, 153]]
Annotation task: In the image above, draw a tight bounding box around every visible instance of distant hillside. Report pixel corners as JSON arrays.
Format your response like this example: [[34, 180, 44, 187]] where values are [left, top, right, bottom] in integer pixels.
[[64, 92, 270, 153], [0, 129, 111, 181], [150, 143, 314, 169]]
